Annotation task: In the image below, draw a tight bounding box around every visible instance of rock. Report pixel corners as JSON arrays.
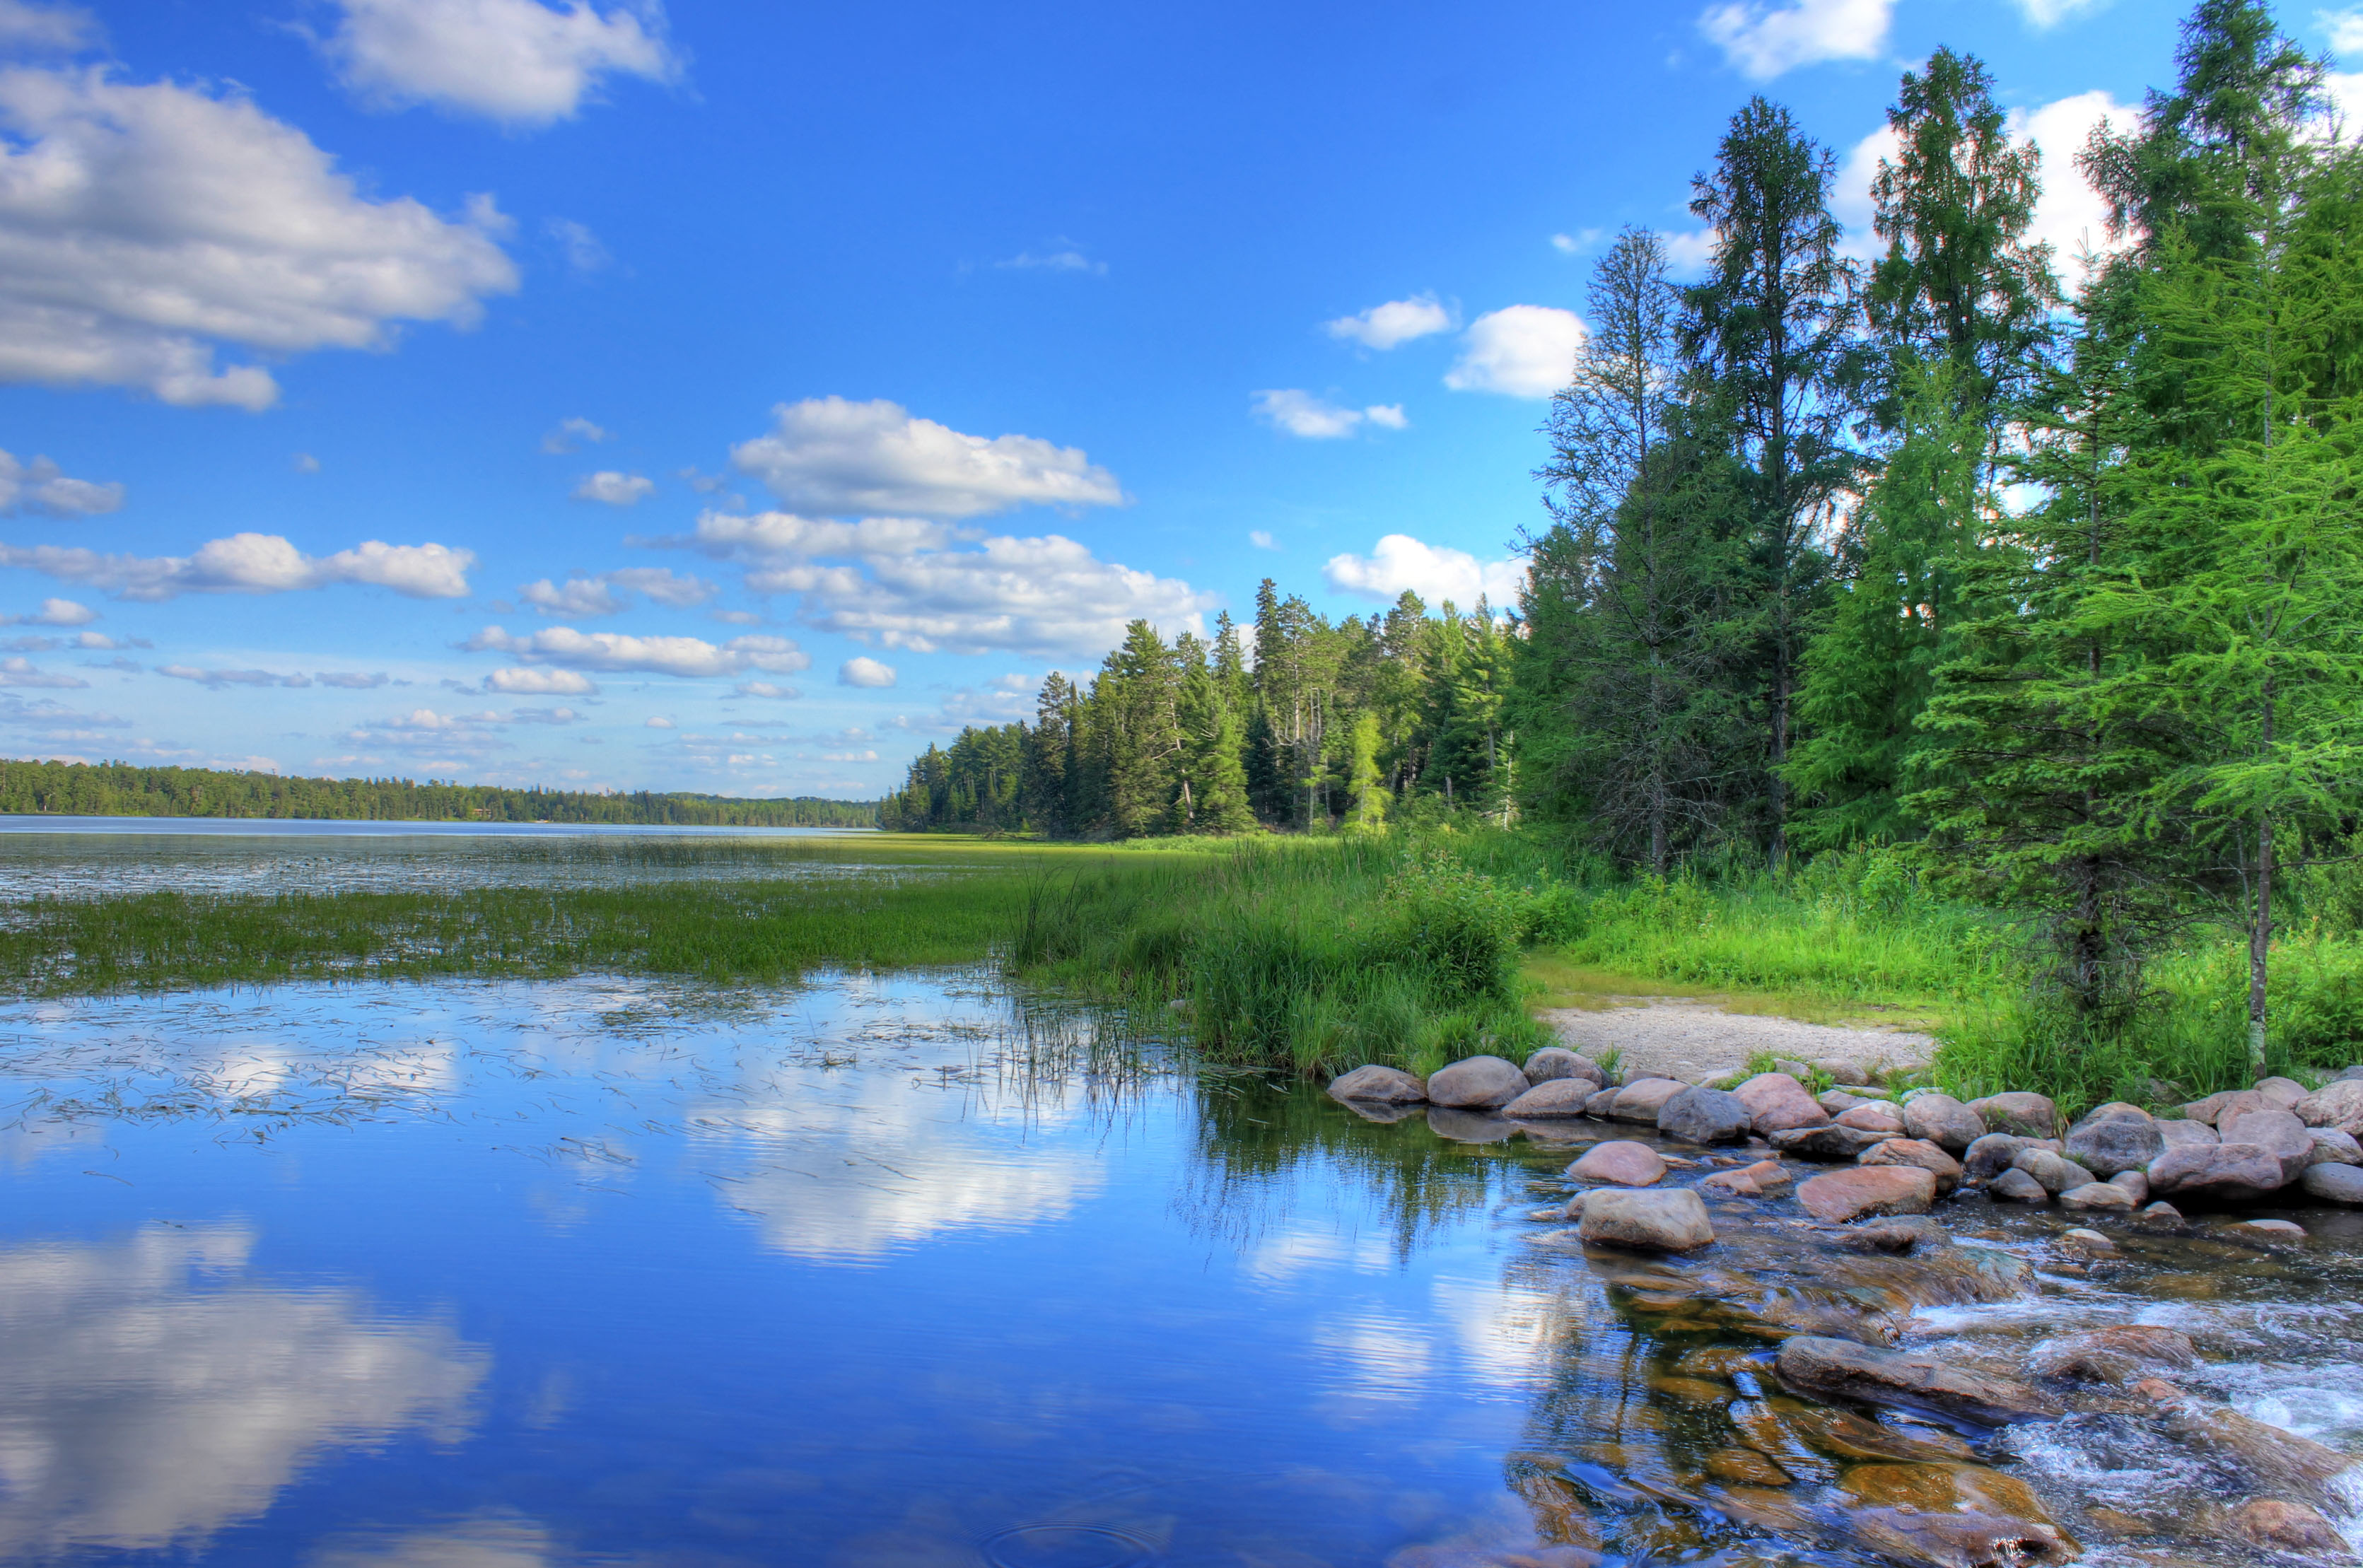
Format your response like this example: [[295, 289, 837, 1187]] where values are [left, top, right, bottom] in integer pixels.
[[1610, 1076, 1689, 1124], [1812, 1056, 1872, 1086], [1988, 1168, 2049, 1204], [2141, 1200, 2184, 1222], [1426, 1055, 1529, 1110], [2142, 1382, 2355, 1504], [2227, 1499, 2348, 1555], [2065, 1105, 2163, 1176], [2029, 1325, 2198, 1383], [1327, 1064, 1426, 1104], [2058, 1181, 2135, 1212], [1656, 1085, 1754, 1145], [1560, 1191, 1587, 1218], [1832, 1215, 1951, 1253], [1961, 1133, 2034, 1184], [2060, 1227, 2116, 1256], [2154, 1117, 2218, 1149], [2182, 1088, 2273, 1126], [2295, 1078, 2363, 1135], [1837, 1101, 1907, 1135], [1901, 1093, 1986, 1154], [1860, 1137, 1963, 1195], [1966, 1092, 2058, 1138], [2147, 1142, 2287, 1203], [2253, 1075, 2309, 1108], [2112, 1168, 2149, 1204], [1819, 1089, 1868, 1114], [1522, 1046, 1606, 1088], [1798, 1166, 1937, 1224], [1701, 1157, 1797, 1198], [2216, 1108, 2313, 1183], [2307, 1126, 2363, 1166], [1697, 1069, 1745, 1090], [1836, 1463, 2078, 1568], [1569, 1140, 1667, 1186], [1425, 1107, 1515, 1143], [1503, 1078, 1603, 1118], [2338, 1065, 2363, 1082], [2301, 1162, 2363, 1205], [1579, 1188, 1715, 1252], [1336, 1099, 1421, 1124], [2010, 1147, 2096, 1195], [1773, 1057, 1813, 1080], [2226, 1217, 2306, 1244], [1770, 1124, 1897, 1160], [1734, 1071, 1831, 1134], [1584, 1086, 1620, 1118], [1775, 1335, 2063, 1425]]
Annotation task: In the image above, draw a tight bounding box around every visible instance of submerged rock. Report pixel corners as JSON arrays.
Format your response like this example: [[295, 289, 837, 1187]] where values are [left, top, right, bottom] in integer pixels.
[[1771, 1125, 1897, 1161], [1327, 1064, 1426, 1104], [1610, 1076, 1688, 1124], [2225, 1217, 2306, 1244], [1775, 1335, 2062, 1425], [1503, 1078, 1602, 1118], [1903, 1093, 1986, 1154], [2217, 1107, 2314, 1183], [1427, 1055, 1529, 1109], [1657, 1085, 1754, 1145], [1987, 1169, 2048, 1204], [1735, 1072, 1831, 1134], [1838, 1463, 2079, 1568], [1798, 1166, 1937, 1224], [1861, 1137, 1962, 1195], [1965, 1092, 2057, 1139], [2147, 1142, 2287, 1202], [2138, 1379, 2355, 1506], [2140, 1199, 2184, 1222], [1579, 1187, 1715, 1252], [2226, 1498, 2349, 1555], [1569, 1140, 1667, 1186], [2301, 1162, 2363, 1205], [1522, 1046, 1606, 1088], [2029, 1325, 2198, 1384]]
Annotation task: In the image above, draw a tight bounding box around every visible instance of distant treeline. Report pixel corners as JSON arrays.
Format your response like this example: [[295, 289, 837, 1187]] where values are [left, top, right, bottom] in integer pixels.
[[0, 759, 880, 828]]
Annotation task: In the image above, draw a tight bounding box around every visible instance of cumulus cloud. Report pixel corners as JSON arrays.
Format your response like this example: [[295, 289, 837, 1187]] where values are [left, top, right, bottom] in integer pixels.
[[291, 452, 320, 474], [0, 450, 122, 516], [1249, 530, 1278, 551], [317, 0, 682, 127], [643, 714, 674, 727], [836, 656, 894, 689], [0, 1, 98, 52], [1251, 389, 1407, 439], [732, 680, 799, 699], [315, 671, 389, 689], [0, 64, 517, 409], [540, 416, 609, 454], [1445, 305, 1586, 397], [465, 624, 812, 679], [1324, 293, 1452, 350], [482, 666, 597, 695], [728, 397, 1126, 519], [0, 597, 95, 626], [1663, 229, 1719, 276], [667, 508, 1214, 657], [1324, 534, 1527, 609], [544, 216, 607, 272], [997, 243, 1105, 275], [520, 566, 714, 616], [571, 469, 653, 505], [0, 656, 83, 688], [0, 534, 474, 601], [1550, 228, 1603, 256], [1698, 0, 1894, 78], [2013, 0, 2110, 24]]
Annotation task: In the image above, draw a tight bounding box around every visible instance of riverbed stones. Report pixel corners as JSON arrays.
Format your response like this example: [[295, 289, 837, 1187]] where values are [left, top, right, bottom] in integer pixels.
[[2296, 1077, 2363, 1135], [1698, 1157, 1795, 1198], [1962, 1133, 2034, 1184], [2140, 1380, 2355, 1503], [1818, 1089, 1868, 1114], [1836, 1101, 1906, 1135], [1326, 1065, 1427, 1104], [1426, 1055, 1528, 1110], [2029, 1325, 2198, 1384], [1585, 1087, 1620, 1117], [2112, 1169, 2149, 1204], [1797, 1166, 1937, 1224], [1966, 1092, 2058, 1138], [2147, 1142, 2287, 1203], [2307, 1126, 2363, 1166], [2181, 1088, 2273, 1125], [2216, 1108, 2313, 1183], [1502, 1078, 1602, 1118], [2154, 1116, 2217, 1150], [1811, 1056, 1872, 1086], [1426, 1108, 1515, 1143], [2011, 1147, 2096, 1195], [1734, 1071, 1831, 1134], [1569, 1140, 1667, 1186], [1770, 1124, 1896, 1160], [1775, 1335, 2062, 1425], [1656, 1084, 1754, 1145], [2254, 1075, 2309, 1108], [1901, 1092, 1985, 1154], [2064, 1104, 2163, 1175], [2227, 1217, 2306, 1244], [1579, 1187, 1715, 1252], [2059, 1181, 2137, 1212], [2228, 1499, 2347, 1555], [2301, 1162, 2363, 1205], [1988, 1168, 2049, 1203], [2142, 1200, 2184, 1222], [1860, 1137, 1961, 1195], [1610, 1076, 1689, 1124], [1522, 1046, 1606, 1088]]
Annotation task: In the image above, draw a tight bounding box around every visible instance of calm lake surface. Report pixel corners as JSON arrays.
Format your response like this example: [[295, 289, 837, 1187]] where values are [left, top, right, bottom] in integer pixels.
[[2, 827, 2360, 1567]]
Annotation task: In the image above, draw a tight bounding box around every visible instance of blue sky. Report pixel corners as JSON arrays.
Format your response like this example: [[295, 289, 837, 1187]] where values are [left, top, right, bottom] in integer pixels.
[[0, 0, 2354, 798]]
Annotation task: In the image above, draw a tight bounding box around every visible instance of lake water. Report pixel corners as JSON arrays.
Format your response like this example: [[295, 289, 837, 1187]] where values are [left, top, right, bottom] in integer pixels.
[[3, 831, 2361, 1567]]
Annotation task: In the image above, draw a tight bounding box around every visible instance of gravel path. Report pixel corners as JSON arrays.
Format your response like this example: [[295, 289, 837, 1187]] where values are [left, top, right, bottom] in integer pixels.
[[1539, 999, 1937, 1084]]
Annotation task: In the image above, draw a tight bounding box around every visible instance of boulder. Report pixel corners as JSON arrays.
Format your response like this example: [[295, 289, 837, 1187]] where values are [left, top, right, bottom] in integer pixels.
[[1502, 1078, 1602, 1118], [1775, 1335, 2062, 1425], [1734, 1071, 1830, 1134], [2059, 1181, 2136, 1212], [2029, 1325, 2198, 1384], [2141, 1200, 2184, 1223], [2217, 1107, 2314, 1183], [2154, 1117, 2218, 1150], [1327, 1065, 1427, 1104], [2307, 1126, 2363, 1166], [2113, 1168, 2149, 1205], [1522, 1046, 1606, 1088], [1818, 1089, 1869, 1114], [2147, 1142, 2287, 1203], [1426, 1055, 1528, 1110], [1584, 1087, 1621, 1118], [1860, 1137, 1962, 1195], [1988, 1168, 2049, 1203], [1579, 1188, 1715, 1252], [2227, 1217, 2306, 1244], [2336, 1065, 2363, 1083], [2182, 1088, 2272, 1126], [1797, 1166, 1937, 1224], [2064, 1104, 2164, 1176], [1770, 1125, 1897, 1161], [1812, 1056, 1872, 1086], [1962, 1133, 2035, 1184], [1700, 1157, 1797, 1198], [1656, 1085, 1754, 1145], [2227, 1499, 2347, 1556], [1568, 1140, 1667, 1186], [2061, 1227, 2117, 1256], [2140, 1381, 2355, 1504], [2253, 1075, 2309, 1109], [2300, 1162, 2363, 1205], [2011, 1147, 2096, 1195], [1773, 1057, 1814, 1079], [1836, 1101, 1906, 1135], [1901, 1093, 1985, 1154], [2295, 1078, 2363, 1135], [1966, 1092, 2058, 1138], [1609, 1076, 1689, 1124]]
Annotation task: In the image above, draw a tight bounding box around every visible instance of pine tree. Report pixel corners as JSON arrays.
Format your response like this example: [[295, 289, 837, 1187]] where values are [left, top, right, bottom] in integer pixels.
[[1346, 710, 1387, 831]]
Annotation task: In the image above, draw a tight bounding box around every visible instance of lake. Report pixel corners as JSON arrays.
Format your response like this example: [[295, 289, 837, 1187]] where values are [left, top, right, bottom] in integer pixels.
[[1, 826, 2358, 1567]]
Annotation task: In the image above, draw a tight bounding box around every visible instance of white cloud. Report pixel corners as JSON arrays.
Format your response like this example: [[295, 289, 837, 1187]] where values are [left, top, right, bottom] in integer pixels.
[[2014, 91, 2138, 276], [1324, 293, 1452, 350], [2331, 7, 2363, 53], [518, 575, 622, 617], [482, 666, 596, 695], [1, 597, 95, 626], [1324, 533, 1527, 609], [291, 452, 320, 474], [0, 1, 97, 52], [544, 216, 607, 272], [672, 508, 1215, 657], [0, 64, 516, 409], [2014, 0, 2110, 25], [508, 705, 578, 723], [1251, 389, 1406, 438], [0, 656, 83, 688], [312, 1512, 554, 1568], [1699, 0, 1894, 78], [318, 0, 682, 127], [572, 469, 652, 505], [315, 671, 388, 688], [728, 397, 1126, 518], [158, 665, 311, 690], [540, 416, 609, 453], [464, 624, 812, 679], [1663, 229, 1719, 276], [732, 681, 798, 699], [0, 534, 474, 601], [1445, 305, 1585, 397], [519, 566, 714, 616], [0, 450, 121, 517], [1550, 228, 1603, 256], [1249, 530, 1278, 551], [997, 243, 1105, 275], [837, 656, 894, 689], [643, 714, 674, 727]]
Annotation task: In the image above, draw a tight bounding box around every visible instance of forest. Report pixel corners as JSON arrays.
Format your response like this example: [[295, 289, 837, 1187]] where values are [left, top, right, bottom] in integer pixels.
[[883, 1, 2363, 1078], [0, 758, 881, 827]]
